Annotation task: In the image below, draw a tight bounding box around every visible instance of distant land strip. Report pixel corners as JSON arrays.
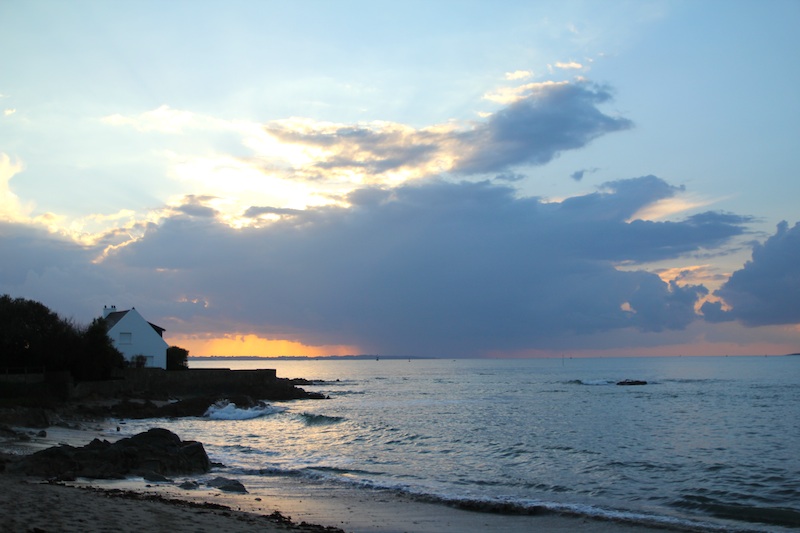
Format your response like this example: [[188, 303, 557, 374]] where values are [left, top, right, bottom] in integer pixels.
[[189, 355, 437, 361]]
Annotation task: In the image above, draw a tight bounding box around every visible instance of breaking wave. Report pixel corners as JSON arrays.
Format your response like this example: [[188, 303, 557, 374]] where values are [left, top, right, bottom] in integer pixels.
[[566, 379, 615, 386], [204, 399, 286, 420]]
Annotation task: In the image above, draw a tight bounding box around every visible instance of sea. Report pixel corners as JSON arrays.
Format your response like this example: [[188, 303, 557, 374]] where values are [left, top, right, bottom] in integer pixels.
[[115, 356, 800, 532]]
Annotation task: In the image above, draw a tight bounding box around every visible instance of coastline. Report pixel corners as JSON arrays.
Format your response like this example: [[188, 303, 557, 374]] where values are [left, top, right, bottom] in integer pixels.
[[0, 422, 693, 533]]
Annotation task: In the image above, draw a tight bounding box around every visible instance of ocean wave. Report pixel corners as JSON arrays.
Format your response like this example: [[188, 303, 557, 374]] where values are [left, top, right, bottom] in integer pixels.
[[204, 399, 286, 420], [298, 412, 345, 426], [672, 494, 800, 528], [239, 464, 738, 532], [323, 389, 366, 396]]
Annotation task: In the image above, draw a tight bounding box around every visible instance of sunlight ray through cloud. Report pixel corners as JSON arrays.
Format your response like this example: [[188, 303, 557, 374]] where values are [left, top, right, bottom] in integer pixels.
[[0, 153, 30, 221], [630, 195, 716, 221]]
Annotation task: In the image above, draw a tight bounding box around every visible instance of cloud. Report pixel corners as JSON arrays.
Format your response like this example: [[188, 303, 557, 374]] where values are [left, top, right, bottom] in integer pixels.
[[265, 120, 443, 181], [102, 105, 196, 134], [455, 82, 632, 174], [554, 61, 583, 70], [702, 221, 800, 326], [570, 167, 599, 181], [77, 176, 747, 356], [494, 172, 527, 182], [169, 195, 222, 218], [483, 80, 569, 104], [505, 70, 533, 80], [96, 80, 632, 228], [263, 80, 631, 184], [0, 221, 120, 320], [243, 206, 304, 218]]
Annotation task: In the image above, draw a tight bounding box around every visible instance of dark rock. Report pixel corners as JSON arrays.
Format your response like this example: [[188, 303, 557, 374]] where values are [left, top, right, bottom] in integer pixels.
[[0, 451, 17, 472], [207, 476, 248, 493], [160, 395, 262, 417], [0, 424, 29, 442], [0, 407, 51, 428], [179, 480, 200, 490], [84, 394, 297, 420], [10, 444, 81, 479], [8, 428, 210, 479], [617, 379, 648, 386], [137, 469, 173, 482]]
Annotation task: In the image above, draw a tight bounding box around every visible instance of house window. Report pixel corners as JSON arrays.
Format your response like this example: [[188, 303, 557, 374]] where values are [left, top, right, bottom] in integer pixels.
[[119, 332, 132, 344]]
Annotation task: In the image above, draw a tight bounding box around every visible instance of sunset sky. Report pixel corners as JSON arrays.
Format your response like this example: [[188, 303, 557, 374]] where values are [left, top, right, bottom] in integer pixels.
[[2, 0, 799, 357]]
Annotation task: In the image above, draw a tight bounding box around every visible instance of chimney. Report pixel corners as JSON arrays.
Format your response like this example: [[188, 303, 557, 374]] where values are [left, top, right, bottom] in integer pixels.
[[103, 305, 117, 318]]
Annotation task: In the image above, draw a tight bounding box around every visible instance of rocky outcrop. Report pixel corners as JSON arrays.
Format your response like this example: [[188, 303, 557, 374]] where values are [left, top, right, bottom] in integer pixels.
[[75, 394, 301, 420], [7, 428, 209, 480]]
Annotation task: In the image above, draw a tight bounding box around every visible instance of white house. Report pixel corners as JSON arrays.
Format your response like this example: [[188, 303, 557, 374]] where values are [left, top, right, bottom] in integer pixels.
[[103, 306, 168, 369]]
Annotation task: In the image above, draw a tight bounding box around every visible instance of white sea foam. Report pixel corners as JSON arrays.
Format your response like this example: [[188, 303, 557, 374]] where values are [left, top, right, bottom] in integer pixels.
[[203, 400, 286, 420], [578, 379, 614, 385], [237, 465, 734, 532]]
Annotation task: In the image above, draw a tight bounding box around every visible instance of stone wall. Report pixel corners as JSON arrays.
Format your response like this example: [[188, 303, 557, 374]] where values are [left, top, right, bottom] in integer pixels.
[[71, 368, 278, 399]]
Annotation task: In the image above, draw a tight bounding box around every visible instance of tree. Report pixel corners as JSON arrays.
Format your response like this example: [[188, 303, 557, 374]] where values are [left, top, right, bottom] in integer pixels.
[[71, 318, 125, 381], [0, 295, 125, 380], [166, 345, 189, 371], [0, 295, 79, 370]]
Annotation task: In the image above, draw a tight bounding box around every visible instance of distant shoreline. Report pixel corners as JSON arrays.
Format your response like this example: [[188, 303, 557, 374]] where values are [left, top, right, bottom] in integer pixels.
[[189, 354, 436, 361], [188, 353, 800, 361]]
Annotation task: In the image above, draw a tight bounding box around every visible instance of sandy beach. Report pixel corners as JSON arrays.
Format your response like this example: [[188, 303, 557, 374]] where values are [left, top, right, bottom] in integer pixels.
[[0, 476, 333, 533], [0, 475, 677, 533], [0, 424, 689, 533]]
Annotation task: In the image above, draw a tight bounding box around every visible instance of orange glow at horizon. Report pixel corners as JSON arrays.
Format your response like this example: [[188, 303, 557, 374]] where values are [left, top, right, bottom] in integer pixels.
[[169, 334, 360, 357]]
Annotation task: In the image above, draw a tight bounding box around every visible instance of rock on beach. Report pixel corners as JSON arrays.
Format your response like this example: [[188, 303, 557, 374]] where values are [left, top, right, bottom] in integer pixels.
[[7, 427, 210, 480]]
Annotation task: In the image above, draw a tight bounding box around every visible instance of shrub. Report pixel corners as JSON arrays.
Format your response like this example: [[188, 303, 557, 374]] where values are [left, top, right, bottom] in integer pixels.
[[167, 345, 189, 371]]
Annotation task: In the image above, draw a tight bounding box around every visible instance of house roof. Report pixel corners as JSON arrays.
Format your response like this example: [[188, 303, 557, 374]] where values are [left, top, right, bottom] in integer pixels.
[[104, 309, 165, 336], [104, 311, 128, 329]]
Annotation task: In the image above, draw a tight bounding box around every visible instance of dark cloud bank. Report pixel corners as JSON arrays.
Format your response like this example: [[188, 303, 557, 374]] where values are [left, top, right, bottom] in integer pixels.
[[2, 177, 796, 355], [702, 221, 800, 327], [97, 176, 786, 356]]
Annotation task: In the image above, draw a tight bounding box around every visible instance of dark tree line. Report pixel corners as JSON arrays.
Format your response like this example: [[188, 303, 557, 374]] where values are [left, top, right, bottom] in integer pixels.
[[0, 295, 124, 381]]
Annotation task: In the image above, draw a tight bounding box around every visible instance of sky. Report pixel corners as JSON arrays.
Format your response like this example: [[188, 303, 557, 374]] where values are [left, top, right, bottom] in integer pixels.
[[1, 0, 799, 358]]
